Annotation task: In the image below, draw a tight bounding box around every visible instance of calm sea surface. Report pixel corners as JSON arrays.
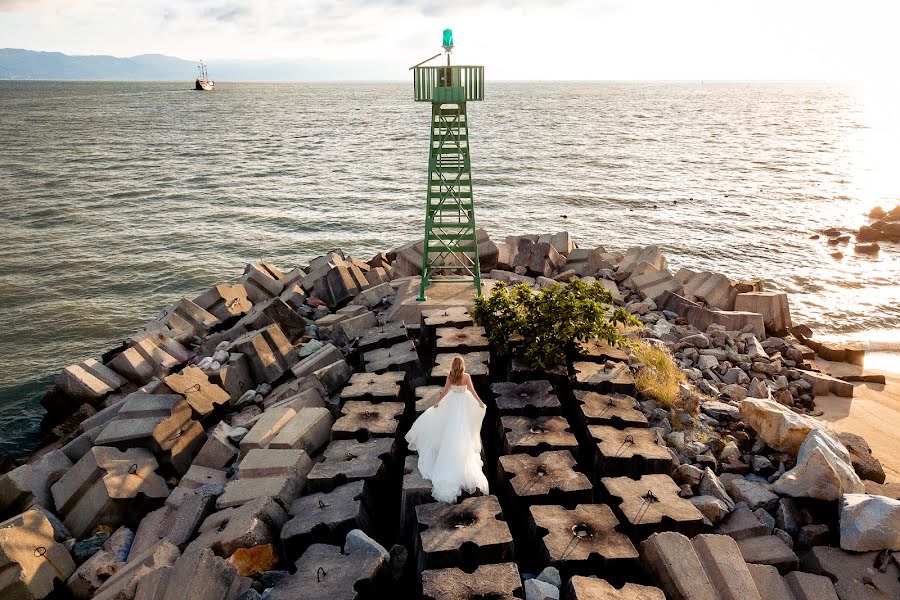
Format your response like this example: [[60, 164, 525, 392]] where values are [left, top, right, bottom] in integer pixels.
[[1, 81, 898, 458]]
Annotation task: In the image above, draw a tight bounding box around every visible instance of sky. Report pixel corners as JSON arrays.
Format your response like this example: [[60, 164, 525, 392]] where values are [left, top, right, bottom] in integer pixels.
[[1, 0, 899, 81]]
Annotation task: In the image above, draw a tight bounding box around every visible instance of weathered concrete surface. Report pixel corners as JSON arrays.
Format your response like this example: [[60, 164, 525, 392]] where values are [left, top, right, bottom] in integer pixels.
[[363, 340, 421, 375], [193, 495, 288, 557], [192, 421, 240, 470], [238, 262, 285, 304], [587, 425, 672, 478], [575, 392, 648, 430], [500, 415, 579, 457], [267, 541, 385, 600], [0, 449, 72, 514], [497, 450, 593, 508], [800, 369, 855, 398], [0, 509, 76, 600], [340, 371, 406, 404], [331, 401, 405, 441], [281, 480, 369, 559], [801, 545, 900, 600], [784, 571, 840, 600], [357, 322, 409, 354], [529, 503, 638, 576], [713, 505, 769, 541], [156, 547, 239, 600], [163, 366, 231, 419], [564, 247, 612, 277], [735, 535, 798, 573], [164, 464, 227, 508], [108, 332, 191, 385], [746, 564, 793, 600], [602, 474, 704, 539], [333, 311, 377, 345], [572, 361, 635, 395], [269, 407, 334, 455], [239, 405, 297, 455], [418, 306, 474, 348], [414, 385, 442, 416], [193, 283, 252, 321], [657, 291, 766, 339], [492, 380, 562, 417], [211, 353, 253, 402], [565, 576, 665, 600], [67, 527, 134, 598], [401, 455, 433, 537], [574, 339, 630, 364], [93, 392, 205, 475], [422, 562, 523, 600], [435, 326, 490, 353], [415, 495, 513, 573], [291, 344, 344, 379], [630, 269, 684, 303], [640, 531, 763, 600], [231, 324, 300, 385], [217, 448, 313, 509], [57, 358, 128, 402], [93, 539, 181, 600], [306, 438, 396, 494], [51, 446, 169, 537], [734, 291, 792, 335], [509, 357, 570, 389]]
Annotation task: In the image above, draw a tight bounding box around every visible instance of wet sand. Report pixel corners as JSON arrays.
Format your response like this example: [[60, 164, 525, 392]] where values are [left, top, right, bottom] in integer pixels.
[[814, 354, 900, 484]]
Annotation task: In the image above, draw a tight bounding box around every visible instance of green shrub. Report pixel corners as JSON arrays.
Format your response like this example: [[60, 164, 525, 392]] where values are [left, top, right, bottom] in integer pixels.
[[471, 279, 640, 370]]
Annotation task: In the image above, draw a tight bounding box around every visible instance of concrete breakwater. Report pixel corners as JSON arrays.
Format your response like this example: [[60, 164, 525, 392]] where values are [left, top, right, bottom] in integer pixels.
[[0, 230, 898, 599]]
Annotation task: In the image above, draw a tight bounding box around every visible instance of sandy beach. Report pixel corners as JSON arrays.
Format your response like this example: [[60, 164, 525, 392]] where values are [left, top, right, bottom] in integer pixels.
[[814, 354, 900, 484]]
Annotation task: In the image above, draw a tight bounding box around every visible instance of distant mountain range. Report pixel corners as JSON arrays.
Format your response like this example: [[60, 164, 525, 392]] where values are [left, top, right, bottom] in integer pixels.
[[0, 49, 392, 81]]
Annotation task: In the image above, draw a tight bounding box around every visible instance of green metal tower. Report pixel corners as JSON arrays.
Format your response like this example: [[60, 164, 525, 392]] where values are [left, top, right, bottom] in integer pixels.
[[411, 29, 485, 301]]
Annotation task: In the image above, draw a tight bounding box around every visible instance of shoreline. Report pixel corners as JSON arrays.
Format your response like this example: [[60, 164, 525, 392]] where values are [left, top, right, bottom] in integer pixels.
[[1, 231, 898, 598]]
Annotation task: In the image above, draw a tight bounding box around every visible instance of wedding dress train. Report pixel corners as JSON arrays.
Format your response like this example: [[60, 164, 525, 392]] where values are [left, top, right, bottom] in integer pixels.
[[405, 384, 488, 503]]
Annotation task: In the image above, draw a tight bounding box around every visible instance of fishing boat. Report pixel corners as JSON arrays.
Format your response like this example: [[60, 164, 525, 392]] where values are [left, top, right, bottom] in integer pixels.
[[195, 61, 214, 91]]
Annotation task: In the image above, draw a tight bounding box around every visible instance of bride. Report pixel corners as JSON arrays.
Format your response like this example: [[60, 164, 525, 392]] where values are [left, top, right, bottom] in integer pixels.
[[406, 355, 489, 503]]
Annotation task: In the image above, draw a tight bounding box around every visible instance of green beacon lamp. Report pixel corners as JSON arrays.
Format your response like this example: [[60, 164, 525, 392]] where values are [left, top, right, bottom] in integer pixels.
[[410, 29, 485, 301]]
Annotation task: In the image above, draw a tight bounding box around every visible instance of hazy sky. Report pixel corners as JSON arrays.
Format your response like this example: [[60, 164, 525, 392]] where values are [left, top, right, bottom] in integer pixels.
[[2, 0, 898, 80]]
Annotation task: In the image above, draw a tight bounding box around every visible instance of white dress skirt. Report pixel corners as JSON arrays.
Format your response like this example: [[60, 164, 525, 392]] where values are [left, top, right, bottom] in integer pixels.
[[405, 384, 489, 503]]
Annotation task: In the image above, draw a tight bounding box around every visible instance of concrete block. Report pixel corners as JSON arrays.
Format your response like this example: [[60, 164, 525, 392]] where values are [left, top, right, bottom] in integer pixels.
[[218, 449, 312, 509], [302, 251, 346, 292], [736, 535, 798, 574], [211, 353, 253, 402], [269, 407, 333, 455], [193, 283, 252, 321], [239, 405, 296, 455], [572, 361, 635, 395], [783, 571, 839, 600], [401, 455, 433, 538], [415, 495, 513, 573], [0, 449, 72, 514], [565, 577, 665, 599], [529, 503, 638, 577], [267, 541, 385, 600], [630, 268, 684, 302], [501, 416, 578, 457], [419, 306, 473, 349], [163, 464, 227, 509], [431, 351, 490, 386], [281, 480, 370, 560], [498, 450, 592, 510], [394, 228, 498, 278], [747, 564, 792, 600], [93, 539, 180, 600], [602, 474, 704, 539], [574, 391, 648, 432], [435, 326, 489, 353], [291, 343, 344, 379], [0, 509, 76, 600], [574, 339, 630, 364], [617, 245, 667, 278], [57, 358, 128, 402], [313, 264, 368, 308], [231, 324, 299, 386], [734, 291, 792, 335], [564, 248, 613, 278], [713, 505, 769, 541], [306, 438, 396, 494], [340, 371, 406, 404], [312, 359, 353, 395], [414, 385, 441, 416], [333, 311, 377, 344], [799, 369, 854, 398], [587, 425, 672, 478], [264, 376, 327, 412], [362, 270, 393, 293], [658, 291, 766, 339], [640, 531, 762, 600], [357, 322, 409, 354], [238, 262, 285, 304], [363, 340, 421, 375], [280, 283, 307, 311], [94, 392, 205, 475], [422, 562, 523, 600], [492, 380, 561, 417], [332, 401, 404, 442], [51, 446, 169, 538], [192, 422, 240, 470], [194, 495, 288, 557], [512, 239, 564, 277], [163, 366, 230, 418], [801, 545, 900, 600]]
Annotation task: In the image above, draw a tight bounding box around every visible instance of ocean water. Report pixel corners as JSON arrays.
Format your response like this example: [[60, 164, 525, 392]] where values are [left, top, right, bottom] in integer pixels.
[[1, 81, 898, 459]]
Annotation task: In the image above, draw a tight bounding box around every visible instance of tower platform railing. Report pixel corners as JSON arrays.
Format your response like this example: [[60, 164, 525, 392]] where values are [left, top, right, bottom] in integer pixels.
[[413, 65, 485, 102]]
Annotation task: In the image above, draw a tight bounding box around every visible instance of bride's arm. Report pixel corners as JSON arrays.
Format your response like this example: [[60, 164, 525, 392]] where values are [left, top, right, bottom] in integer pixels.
[[466, 374, 486, 408], [434, 378, 451, 407]]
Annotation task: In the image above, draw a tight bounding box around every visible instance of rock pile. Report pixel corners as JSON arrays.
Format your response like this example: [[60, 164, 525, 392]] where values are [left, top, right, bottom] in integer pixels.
[[1, 232, 896, 599]]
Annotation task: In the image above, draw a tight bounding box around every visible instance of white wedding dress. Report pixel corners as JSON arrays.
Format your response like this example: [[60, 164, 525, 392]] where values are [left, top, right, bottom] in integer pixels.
[[405, 383, 489, 503]]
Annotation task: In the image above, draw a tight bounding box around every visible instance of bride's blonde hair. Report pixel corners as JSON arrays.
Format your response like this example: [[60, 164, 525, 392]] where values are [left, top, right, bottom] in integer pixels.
[[448, 355, 465, 385]]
